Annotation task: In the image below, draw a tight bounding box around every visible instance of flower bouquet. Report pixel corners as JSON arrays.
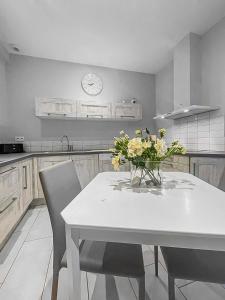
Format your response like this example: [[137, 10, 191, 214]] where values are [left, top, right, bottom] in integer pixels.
[[111, 128, 186, 187]]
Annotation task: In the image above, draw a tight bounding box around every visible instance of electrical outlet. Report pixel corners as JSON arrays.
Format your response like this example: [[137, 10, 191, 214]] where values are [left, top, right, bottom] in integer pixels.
[[15, 136, 24, 142]]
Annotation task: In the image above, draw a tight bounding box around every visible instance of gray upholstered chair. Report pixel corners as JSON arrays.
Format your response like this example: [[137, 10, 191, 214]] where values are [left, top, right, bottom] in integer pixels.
[[156, 246, 225, 300], [39, 160, 145, 300]]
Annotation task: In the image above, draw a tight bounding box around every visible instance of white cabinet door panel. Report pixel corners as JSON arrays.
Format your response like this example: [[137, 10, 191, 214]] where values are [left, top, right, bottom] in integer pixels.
[[77, 101, 112, 119], [113, 103, 142, 120], [37, 156, 70, 199], [35, 98, 76, 119], [70, 155, 99, 189], [190, 157, 225, 189]]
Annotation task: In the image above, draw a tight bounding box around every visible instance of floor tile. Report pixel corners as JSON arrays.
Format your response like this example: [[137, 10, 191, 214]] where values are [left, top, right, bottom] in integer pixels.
[[180, 281, 225, 300], [0, 231, 28, 284], [130, 264, 185, 300], [0, 237, 52, 300], [26, 209, 52, 241], [88, 273, 137, 300], [15, 207, 40, 233]]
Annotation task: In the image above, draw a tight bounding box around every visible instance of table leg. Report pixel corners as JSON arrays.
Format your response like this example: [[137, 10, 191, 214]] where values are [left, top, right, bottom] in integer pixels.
[[66, 224, 81, 300]]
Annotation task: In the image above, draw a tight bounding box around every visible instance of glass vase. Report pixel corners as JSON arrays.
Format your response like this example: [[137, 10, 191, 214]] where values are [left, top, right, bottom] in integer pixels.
[[130, 161, 162, 187]]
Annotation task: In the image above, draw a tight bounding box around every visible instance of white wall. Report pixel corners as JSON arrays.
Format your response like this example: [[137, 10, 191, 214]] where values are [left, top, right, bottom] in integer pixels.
[[0, 44, 9, 139], [201, 17, 225, 116], [155, 61, 174, 131], [6, 55, 155, 142]]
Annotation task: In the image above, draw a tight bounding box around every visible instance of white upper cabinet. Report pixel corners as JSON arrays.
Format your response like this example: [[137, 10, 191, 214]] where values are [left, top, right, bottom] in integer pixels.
[[113, 103, 142, 120], [77, 101, 112, 119], [35, 98, 76, 119], [35, 98, 142, 121]]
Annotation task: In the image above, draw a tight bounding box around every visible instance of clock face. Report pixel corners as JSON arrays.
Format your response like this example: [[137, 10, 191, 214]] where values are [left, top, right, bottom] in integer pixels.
[[81, 73, 103, 96]]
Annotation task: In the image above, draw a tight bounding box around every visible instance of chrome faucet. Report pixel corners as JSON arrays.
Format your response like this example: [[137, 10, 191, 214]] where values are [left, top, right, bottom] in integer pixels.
[[60, 135, 72, 151]]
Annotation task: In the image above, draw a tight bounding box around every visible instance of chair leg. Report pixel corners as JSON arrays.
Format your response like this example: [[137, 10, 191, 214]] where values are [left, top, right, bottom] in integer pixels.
[[138, 275, 145, 300], [154, 246, 158, 277], [51, 274, 59, 300], [168, 274, 175, 300]]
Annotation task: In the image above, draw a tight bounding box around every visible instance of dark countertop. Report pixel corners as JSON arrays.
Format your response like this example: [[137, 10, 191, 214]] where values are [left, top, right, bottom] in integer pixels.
[[183, 151, 225, 158], [0, 149, 111, 167], [0, 149, 225, 168]]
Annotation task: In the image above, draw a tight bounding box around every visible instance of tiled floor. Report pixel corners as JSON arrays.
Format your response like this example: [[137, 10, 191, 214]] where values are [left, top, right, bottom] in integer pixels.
[[1, 206, 225, 300]]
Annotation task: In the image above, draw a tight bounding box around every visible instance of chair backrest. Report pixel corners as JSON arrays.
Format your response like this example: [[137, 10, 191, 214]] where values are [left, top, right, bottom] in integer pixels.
[[39, 160, 81, 274]]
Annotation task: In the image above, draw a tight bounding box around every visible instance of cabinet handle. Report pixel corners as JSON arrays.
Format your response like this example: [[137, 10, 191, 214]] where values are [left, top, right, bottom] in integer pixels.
[[86, 114, 103, 118], [0, 166, 16, 175], [23, 165, 28, 189], [47, 113, 67, 116], [0, 196, 18, 213], [120, 115, 135, 118], [82, 104, 108, 108]]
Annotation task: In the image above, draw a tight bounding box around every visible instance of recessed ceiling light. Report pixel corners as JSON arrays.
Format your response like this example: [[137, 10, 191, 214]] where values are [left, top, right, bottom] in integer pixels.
[[183, 109, 189, 113], [161, 115, 165, 119]]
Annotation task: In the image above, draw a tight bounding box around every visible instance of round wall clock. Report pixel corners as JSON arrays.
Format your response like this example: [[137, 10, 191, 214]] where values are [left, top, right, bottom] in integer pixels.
[[81, 73, 103, 96]]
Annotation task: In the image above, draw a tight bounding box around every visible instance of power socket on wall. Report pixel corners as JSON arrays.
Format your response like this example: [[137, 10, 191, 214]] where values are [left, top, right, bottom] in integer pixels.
[[15, 136, 24, 142]]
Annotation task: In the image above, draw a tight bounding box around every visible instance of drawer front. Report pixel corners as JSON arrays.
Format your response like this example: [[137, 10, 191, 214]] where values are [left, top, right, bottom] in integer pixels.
[[0, 193, 20, 248], [0, 165, 21, 206], [0, 164, 21, 248]]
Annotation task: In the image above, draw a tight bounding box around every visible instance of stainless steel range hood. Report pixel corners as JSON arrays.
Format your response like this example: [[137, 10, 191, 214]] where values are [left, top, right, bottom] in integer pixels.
[[154, 33, 220, 121], [154, 105, 220, 120]]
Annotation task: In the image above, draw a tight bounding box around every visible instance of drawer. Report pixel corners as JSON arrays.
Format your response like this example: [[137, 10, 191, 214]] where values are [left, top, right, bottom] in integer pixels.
[[0, 192, 20, 248]]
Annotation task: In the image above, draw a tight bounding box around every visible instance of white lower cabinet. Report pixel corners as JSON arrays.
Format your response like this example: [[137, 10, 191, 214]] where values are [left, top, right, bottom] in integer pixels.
[[35, 156, 70, 200], [161, 156, 189, 173], [70, 155, 99, 189], [190, 157, 225, 189], [0, 163, 21, 248]]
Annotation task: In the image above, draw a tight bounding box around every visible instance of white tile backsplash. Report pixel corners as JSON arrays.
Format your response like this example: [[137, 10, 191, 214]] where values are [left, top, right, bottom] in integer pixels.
[[21, 140, 113, 152], [164, 111, 225, 151]]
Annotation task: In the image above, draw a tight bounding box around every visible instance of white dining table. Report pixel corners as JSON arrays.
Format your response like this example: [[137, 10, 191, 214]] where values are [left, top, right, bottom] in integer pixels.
[[61, 171, 225, 300]]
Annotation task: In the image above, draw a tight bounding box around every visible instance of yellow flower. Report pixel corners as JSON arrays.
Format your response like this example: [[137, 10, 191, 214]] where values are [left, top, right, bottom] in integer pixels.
[[127, 138, 144, 157], [142, 140, 150, 149], [154, 139, 167, 157], [159, 128, 166, 138], [120, 130, 125, 135], [135, 129, 142, 136], [112, 155, 120, 171]]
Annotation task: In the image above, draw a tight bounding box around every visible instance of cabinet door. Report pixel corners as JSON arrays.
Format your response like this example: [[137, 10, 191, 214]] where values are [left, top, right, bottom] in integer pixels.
[[113, 103, 142, 120], [37, 156, 70, 198], [35, 98, 76, 119], [99, 153, 130, 172], [161, 156, 189, 173], [70, 155, 99, 189], [190, 157, 225, 188], [77, 101, 112, 119], [0, 164, 21, 248], [21, 159, 33, 210], [99, 154, 114, 172]]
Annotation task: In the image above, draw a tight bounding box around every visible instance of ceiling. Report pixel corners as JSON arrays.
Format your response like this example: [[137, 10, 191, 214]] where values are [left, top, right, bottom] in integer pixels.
[[0, 0, 225, 74]]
